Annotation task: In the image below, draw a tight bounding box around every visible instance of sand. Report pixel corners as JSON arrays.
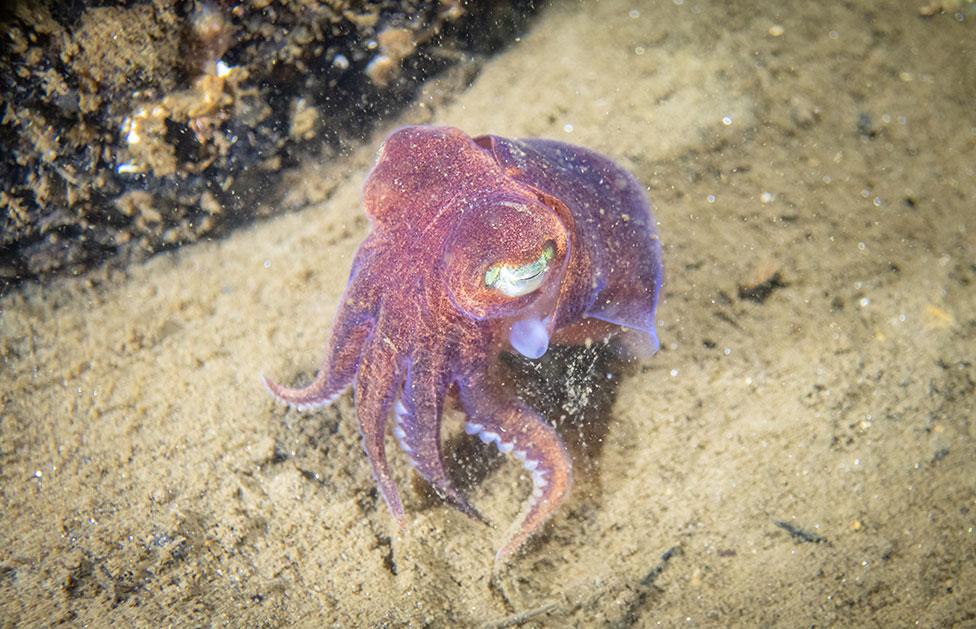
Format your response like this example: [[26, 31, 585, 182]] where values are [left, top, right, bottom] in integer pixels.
[[2, 0, 974, 625]]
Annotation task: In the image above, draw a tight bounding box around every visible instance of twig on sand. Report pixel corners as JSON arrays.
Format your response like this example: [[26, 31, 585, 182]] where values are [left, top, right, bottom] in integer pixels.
[[481, 600, 562, 629], [483, 545, 682, 628], [774, 520, 828, 544]]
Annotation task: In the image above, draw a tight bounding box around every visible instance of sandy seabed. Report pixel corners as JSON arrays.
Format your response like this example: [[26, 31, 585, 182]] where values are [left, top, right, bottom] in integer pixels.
[[2, 0, 974, 626]]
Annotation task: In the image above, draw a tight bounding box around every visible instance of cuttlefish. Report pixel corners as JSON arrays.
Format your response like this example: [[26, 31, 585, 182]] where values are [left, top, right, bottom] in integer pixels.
[[264, 126, 663, 563]]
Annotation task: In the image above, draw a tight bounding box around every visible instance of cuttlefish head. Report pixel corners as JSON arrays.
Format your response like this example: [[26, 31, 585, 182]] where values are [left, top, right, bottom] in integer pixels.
[[444, 191, 571, 359]]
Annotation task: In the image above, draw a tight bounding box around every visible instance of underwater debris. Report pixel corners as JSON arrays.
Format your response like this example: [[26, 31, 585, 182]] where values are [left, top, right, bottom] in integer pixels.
[[738, 268, 788, 303]]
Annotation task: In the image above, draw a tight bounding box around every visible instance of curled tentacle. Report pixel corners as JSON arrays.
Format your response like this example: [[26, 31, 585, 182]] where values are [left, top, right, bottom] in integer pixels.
[[394, 358, 485, 523], [262, 318, 373, 411], [459, 380, 573, 564], [262, 248, 381, 411]]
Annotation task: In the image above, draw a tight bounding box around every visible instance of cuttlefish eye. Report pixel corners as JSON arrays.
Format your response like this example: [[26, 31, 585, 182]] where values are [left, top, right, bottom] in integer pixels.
[[443, 194, 569, 319], [483, 241, 556, 298]]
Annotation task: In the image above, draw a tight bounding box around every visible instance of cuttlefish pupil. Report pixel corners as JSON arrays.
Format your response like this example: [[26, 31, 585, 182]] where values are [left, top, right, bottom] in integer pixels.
[[484, 242, 556, 297]]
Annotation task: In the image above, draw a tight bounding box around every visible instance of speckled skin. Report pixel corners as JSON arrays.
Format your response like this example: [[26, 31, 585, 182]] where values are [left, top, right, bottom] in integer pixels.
[[263, 126, 662, 562]]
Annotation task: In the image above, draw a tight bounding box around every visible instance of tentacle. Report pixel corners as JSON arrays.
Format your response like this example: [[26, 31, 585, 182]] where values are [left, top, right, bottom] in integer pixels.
[[458, 380, 573, 564], [355, 331, 406, 526], [262, 318, 374, 411], [394, 358, 485, 523], [262, 246, 383, 411]]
